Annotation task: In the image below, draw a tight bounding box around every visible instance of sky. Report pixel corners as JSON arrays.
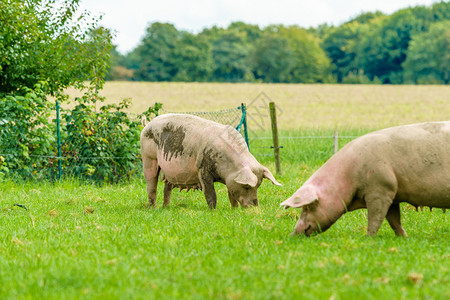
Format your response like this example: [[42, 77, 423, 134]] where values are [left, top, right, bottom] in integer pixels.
[[78, 0, 442, 54]]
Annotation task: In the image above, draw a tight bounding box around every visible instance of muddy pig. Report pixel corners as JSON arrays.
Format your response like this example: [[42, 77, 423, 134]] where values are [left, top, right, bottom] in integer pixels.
[[141, 114, 281, 209], [281, 122, 450, 237]]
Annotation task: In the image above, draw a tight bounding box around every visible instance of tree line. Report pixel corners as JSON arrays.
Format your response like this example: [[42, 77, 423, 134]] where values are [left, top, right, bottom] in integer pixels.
[[109, 1, 449, 84]]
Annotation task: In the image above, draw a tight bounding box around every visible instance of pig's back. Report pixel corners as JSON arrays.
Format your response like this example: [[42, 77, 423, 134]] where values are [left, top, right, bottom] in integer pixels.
[[350, 122, 450, 207]]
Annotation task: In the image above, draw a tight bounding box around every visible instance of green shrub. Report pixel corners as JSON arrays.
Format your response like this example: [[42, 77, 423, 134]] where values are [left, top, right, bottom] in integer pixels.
[[61, 95, 151, 183], [0, 82, 56, 179]]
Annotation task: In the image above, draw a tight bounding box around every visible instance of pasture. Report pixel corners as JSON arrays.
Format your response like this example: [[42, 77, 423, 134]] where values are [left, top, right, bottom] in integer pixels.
[[66, 82, 450, 129], [2, 82, 450, 299]]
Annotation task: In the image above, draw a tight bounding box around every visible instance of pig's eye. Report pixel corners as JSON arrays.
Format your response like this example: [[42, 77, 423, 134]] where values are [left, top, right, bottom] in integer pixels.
[[305, 204, 316, 212]]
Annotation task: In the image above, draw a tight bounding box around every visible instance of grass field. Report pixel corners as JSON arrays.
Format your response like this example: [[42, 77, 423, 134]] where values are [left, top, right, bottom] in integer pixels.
[[2, 82, 449, 299], [1, 171, 448, 299]]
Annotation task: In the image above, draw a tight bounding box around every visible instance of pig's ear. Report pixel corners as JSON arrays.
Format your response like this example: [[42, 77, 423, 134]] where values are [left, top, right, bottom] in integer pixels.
[[262, 167, 282, 186], [234, 167, 258, 187], [280, 186, 319, 209]]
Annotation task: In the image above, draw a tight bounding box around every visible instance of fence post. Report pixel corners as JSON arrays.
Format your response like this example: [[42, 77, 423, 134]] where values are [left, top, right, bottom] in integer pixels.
[[56, 101, 62, 180], [333, 131, 338, 154], [241, 103, 250, 151], [269, 102, 281, 175]]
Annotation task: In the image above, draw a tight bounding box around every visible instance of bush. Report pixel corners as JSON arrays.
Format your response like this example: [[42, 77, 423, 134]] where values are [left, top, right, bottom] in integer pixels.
[[0, 84, 161, 182], [61, 95, 148, 183], [0, 82, 56, 179]]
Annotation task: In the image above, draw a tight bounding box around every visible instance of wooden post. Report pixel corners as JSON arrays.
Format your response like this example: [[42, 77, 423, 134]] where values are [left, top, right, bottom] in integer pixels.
[[333, 131, 338, 154], [269, 102, 281, 175]]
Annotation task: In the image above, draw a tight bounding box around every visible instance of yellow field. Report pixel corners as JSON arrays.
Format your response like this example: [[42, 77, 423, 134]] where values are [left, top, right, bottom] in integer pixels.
[[65, 82, 450, 130]]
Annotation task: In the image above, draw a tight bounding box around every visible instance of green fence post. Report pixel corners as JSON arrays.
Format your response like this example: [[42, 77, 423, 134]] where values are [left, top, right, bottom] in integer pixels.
[[241, 103, 249, 151], [56, 101, 62, 180]]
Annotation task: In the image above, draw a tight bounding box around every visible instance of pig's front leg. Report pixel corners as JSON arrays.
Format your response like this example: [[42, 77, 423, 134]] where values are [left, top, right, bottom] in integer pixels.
[[366, 192, 394, 236], [228, 190, 239, 208], [143, 158, 160, 207], [199, 171, 217, 209]]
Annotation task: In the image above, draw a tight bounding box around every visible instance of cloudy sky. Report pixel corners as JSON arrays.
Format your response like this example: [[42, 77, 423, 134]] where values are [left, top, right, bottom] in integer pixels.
[[78, 0, 441, 54]]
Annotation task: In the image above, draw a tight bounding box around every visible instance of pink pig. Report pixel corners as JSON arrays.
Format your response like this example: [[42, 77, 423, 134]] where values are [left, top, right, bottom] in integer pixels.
[[281, 122, 450, 237], [141, 114, 281, 209]]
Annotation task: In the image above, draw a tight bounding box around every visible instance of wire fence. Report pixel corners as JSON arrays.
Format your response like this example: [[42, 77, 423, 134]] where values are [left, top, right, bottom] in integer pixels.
[[0, 102, 250, 182], [248, 133, 360, 168], [159, 103, 249, 147], [0, 97, 365, 182]]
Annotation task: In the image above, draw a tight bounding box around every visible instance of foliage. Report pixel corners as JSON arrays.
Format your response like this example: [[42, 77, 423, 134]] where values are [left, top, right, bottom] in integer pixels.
[[105, 46, 135, 81], [60, 98, 160, 183], [251, 32, 294, 82], [354, 7, 432, 83], [0, 0, 161, 183], [172, 33, 213, 82], [403, 20, 450, 84], [0, 82, 55, 179], [0, 0, 113, 96], [278, 26, 331, 83], [113, 2, 449, 84], [322, 20, 366, 82], [342, 70, 381, 84], [209, 29, 255, 82], [132, 23, 179, 81]]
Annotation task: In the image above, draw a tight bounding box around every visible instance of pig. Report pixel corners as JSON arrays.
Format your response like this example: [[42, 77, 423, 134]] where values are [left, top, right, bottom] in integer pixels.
[[281, 122, 450, 237], [140, 114, 281, 209]]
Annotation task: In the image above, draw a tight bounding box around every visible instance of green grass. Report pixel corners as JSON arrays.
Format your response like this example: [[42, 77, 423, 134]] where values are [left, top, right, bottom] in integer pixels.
[[1, 128, 449, 299]]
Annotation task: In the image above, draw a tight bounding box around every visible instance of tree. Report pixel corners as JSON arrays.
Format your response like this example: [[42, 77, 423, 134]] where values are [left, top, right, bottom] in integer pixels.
[[131, 22, 213, 82], [172, 33, 212, 82], [403, 21, 450, 84], [431, 1, 450, 21], [227, 22, 262, 44], [209, 30, 254, 82], [278, 26, 331, 83], [322, 12, 384, 82], [354, 7, 431, 83], [132, 22, 179, 81], [251, 32, 295, 82], [0, 0, 113, 96], [106, 46, 135, 81]]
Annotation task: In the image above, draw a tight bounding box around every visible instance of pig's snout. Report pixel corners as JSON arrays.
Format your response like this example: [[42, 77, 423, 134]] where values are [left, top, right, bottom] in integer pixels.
[[291, 219, 314, 237], [239, 198, 259, 208]]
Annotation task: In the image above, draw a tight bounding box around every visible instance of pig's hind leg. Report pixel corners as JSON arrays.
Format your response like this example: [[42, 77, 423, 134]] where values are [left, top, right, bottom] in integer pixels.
[[385, 203, 407, 237], [143, 158, 160, 207], [163, 181, 173, 207]]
